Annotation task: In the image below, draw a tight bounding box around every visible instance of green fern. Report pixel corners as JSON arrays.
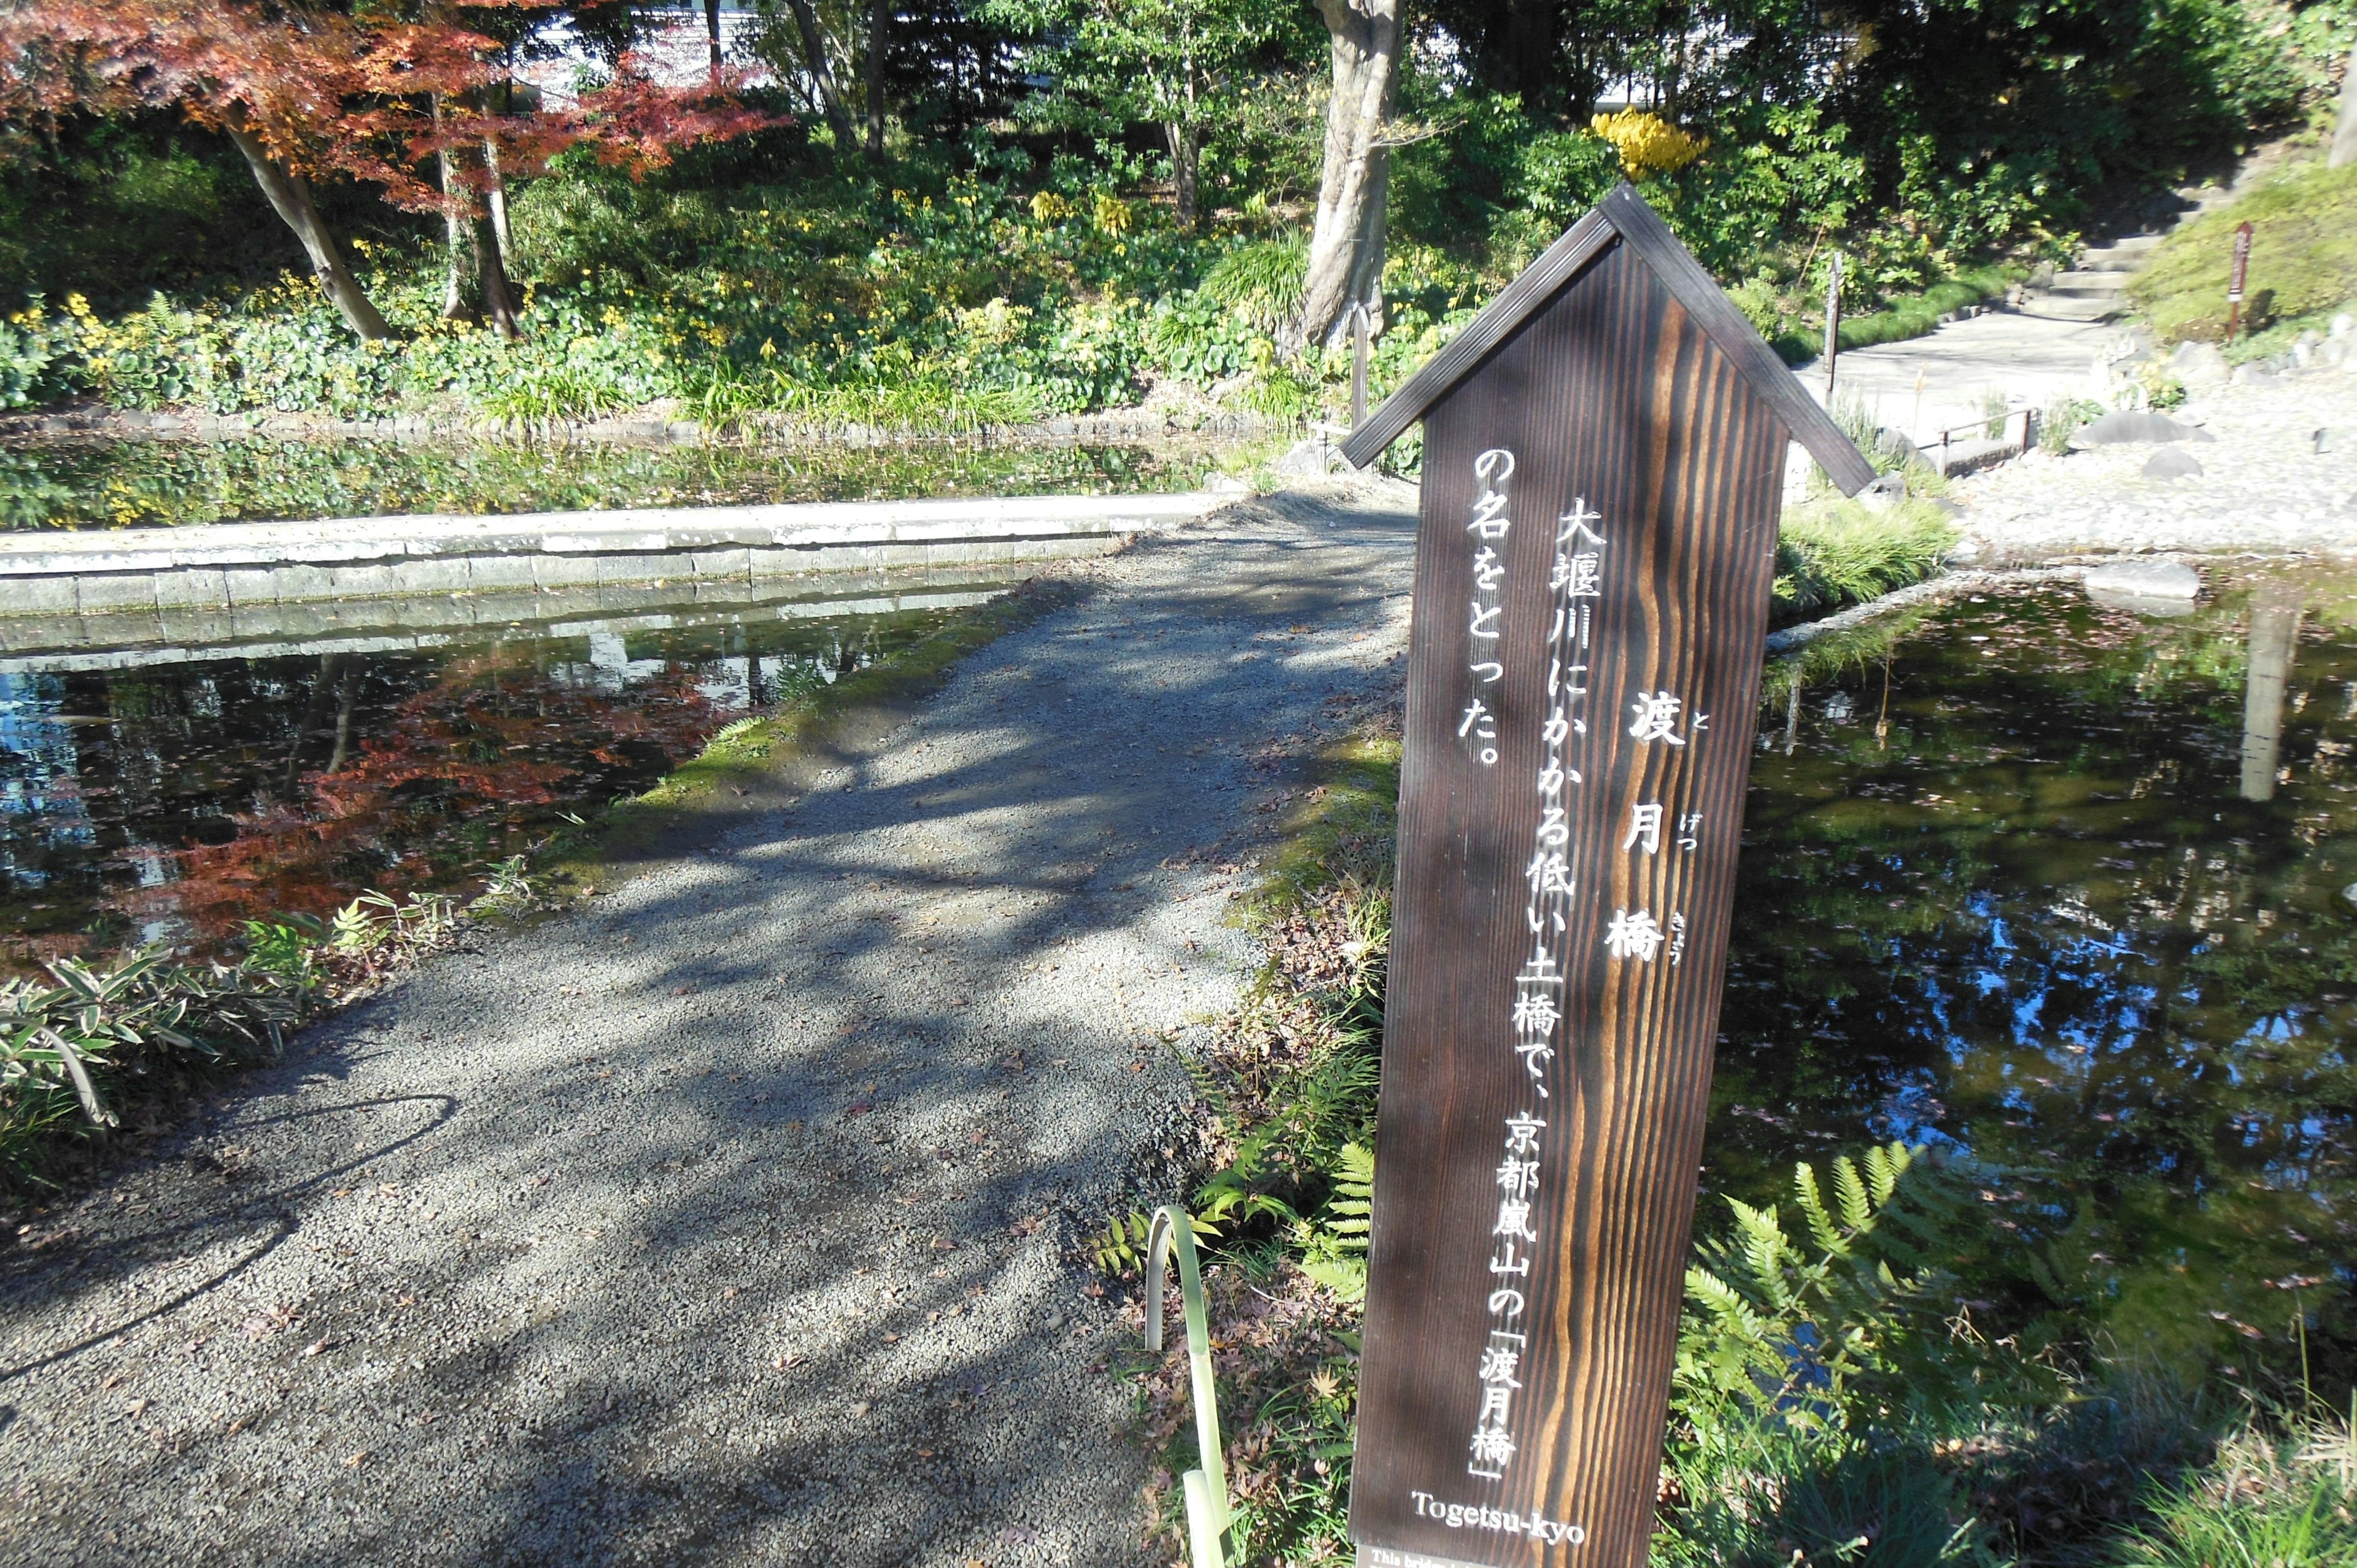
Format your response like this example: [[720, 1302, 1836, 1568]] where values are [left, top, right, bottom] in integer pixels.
[[1298, 1141, 1374, 1302], [1679, 1141, 1966, 1434], [1091, 1207, 1219, 1275]]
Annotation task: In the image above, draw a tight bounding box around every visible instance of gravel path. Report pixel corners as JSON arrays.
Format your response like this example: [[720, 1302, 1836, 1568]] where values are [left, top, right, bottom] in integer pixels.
[[0, 484, 1417, 1568], [1951, 360, 2357, 561]]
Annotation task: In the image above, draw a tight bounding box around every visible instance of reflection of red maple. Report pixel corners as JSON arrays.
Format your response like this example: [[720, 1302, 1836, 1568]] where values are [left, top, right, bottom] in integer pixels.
[[117, 652, 724, 947]]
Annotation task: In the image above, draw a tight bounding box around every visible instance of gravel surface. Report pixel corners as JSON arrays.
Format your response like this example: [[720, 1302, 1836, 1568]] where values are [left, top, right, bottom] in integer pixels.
[[0, 483, 1417, 1567], [1950, 361, 2357, 561]]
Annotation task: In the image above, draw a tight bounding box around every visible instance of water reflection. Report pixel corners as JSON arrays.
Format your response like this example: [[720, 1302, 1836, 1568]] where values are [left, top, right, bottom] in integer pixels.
[[0, 434, 1253, 531], [2242, 595, 2302, 802], [0, 586, 988, 965], [1722, 566, 2357, 1389]]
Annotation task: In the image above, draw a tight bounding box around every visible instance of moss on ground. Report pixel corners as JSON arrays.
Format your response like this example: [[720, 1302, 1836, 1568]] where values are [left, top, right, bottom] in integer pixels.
[[2130, 156, 2357, 347]]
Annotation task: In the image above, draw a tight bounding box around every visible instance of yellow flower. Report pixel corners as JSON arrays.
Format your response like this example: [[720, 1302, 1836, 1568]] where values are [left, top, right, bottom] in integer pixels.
[[1590, 110, 1708, 179]]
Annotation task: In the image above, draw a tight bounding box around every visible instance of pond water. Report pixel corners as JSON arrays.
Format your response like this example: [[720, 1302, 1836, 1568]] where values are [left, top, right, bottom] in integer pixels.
[[0, 578, 997, 966], [1719, 565, 2357, 1389], [0, 434, 1252, 530]]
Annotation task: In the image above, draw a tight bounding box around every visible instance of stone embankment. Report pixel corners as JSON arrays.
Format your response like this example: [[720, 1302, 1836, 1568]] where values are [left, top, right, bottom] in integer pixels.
[[0, 492, 1225, 649]]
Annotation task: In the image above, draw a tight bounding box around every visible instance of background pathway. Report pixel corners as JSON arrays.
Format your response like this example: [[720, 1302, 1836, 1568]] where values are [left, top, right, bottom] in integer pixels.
[[0, 483, 1417, 1567]]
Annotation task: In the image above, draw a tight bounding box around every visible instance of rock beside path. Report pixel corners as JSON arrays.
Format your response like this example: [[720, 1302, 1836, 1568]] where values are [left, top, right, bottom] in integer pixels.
[[0, 482, 1419, 1568]]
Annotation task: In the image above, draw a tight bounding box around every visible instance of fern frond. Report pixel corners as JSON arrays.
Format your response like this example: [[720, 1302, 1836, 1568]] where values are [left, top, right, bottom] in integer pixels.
[[1832, 1153, 1872, 1236], [1795, 1162, 1844, 1254]]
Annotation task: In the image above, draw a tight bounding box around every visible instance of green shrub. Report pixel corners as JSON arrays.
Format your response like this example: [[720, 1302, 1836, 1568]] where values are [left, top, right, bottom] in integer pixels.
[[0, 300, 80, 407], [1775, 503, 1959, 624], [1, 948, 308, 1186]]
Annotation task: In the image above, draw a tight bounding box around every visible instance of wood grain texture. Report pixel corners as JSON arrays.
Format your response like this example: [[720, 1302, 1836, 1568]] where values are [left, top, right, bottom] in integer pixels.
[[1349, 238, 1790, 1568], [1596, 187, 1878, 495], [1339, 183, 1873, 496]]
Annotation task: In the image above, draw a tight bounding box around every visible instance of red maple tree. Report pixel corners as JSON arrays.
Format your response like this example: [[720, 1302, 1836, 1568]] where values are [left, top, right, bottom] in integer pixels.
[[0, 0, 776, 339]]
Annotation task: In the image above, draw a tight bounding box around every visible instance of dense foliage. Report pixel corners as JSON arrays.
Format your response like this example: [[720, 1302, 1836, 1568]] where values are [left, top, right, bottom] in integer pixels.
[[1, 0, 2349, 424]]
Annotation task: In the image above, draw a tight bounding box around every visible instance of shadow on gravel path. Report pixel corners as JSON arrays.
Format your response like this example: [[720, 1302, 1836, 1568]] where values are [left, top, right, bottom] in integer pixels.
[[0, 482, 1418, 1568]]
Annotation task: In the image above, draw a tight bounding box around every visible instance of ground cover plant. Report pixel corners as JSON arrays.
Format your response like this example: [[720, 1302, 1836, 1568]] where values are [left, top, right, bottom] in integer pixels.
[[0, 884, 480, 1195]]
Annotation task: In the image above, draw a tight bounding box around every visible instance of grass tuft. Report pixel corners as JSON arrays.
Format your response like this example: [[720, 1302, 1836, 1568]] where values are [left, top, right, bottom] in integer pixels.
[[1776, 501, 1959, 627]]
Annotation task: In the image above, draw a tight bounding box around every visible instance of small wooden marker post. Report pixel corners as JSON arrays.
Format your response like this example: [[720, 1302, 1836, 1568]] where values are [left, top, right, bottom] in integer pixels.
[[1353, 303, 1375, 431], [1822, 251, 1844, 393], [2226, 220, 2254, 342], [1337, 183, 1872, 1568]]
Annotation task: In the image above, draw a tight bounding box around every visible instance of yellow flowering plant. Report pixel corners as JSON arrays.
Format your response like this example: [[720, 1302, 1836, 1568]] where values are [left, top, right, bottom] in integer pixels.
[[1590, 110, 1709, 179]]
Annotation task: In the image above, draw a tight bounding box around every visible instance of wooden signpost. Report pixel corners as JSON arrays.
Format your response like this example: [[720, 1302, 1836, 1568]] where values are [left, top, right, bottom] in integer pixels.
[[1337, 183, 1872, 1568], [2226, 220, 2255, 342]]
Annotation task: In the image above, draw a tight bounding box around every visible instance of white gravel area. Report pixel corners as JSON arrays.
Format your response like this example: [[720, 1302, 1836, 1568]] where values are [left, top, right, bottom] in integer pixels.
[[1951, 361, 2357, 561], [0, 483, 1417, 1567]]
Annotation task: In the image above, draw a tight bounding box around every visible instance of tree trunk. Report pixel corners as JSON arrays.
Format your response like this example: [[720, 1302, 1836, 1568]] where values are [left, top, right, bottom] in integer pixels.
[[865, 0, 888, 158], [474, 203, 522, 340], [482, 138, 514, 265], [1164, 120, 1201, 231], [438, 148, 470, 317], [2333, 42, 2357, 169], [433, 97, 472, 320], [705, 0, 724, 77], [1296, 0, 1399, 352], [786, 0, 858, 154], [221, 120, 392, 341], [1507, 0, 1554, 114]]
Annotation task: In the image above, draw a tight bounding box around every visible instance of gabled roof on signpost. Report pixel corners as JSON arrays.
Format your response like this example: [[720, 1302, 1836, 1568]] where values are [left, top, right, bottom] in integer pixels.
[[1339, 182, 1877, 495]]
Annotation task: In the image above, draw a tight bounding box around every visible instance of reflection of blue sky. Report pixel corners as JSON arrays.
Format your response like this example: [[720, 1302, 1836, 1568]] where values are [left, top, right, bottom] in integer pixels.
[[0, 670, 88, 890]]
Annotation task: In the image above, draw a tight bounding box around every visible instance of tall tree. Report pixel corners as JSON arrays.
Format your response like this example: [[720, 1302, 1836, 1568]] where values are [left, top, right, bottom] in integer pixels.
[[992, 0, 1281, 230], [1296, 0, 1398, 350]]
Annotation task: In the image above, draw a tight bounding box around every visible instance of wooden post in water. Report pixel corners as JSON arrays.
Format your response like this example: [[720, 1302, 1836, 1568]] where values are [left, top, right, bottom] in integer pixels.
[[1339, 182, 1873, 1568]]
